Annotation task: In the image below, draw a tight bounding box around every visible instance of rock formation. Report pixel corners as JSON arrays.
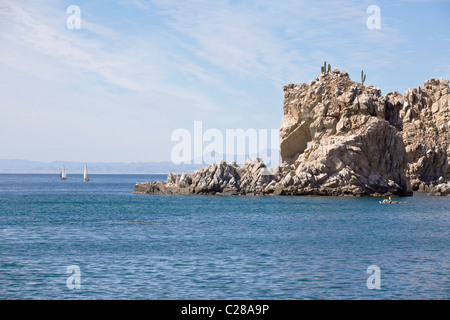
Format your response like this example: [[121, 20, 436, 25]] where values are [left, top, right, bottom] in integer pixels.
[[428, 182, 450, 196], [379, 197, 408, 204], [279, 69, 411, 196], [134, 69, 450, 197], [387, 78, 450, 190], [134, 158, 279, 196]]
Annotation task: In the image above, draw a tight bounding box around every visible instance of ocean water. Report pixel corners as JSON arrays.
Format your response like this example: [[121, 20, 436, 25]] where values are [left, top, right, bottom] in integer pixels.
[[0, 174, 448, 300]]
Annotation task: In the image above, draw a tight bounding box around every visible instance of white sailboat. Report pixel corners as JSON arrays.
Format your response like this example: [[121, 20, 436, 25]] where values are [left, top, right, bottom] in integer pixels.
[[83, 164, 89, 182], [60, 165, 67, 180]]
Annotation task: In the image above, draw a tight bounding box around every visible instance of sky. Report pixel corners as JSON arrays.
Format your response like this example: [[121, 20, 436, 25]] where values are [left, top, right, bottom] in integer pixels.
[[0, 0, 449, 163]]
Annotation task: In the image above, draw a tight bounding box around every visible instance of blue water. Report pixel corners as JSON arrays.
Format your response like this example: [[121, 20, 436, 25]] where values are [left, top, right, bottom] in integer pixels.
[[0, 174, 448, 300]]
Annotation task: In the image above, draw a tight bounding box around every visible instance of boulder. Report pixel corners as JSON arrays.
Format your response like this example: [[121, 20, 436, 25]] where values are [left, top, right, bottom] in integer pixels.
[[428, 182, 450, 196]]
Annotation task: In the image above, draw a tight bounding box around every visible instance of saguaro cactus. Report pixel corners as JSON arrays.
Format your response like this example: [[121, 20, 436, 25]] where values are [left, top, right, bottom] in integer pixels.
[[361, 70, 366, 85], [321, 61, 331, 74]]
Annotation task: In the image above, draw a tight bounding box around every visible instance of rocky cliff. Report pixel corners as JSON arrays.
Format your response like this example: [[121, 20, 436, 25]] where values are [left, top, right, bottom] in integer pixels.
[[279, 69, 412, 196], [134, 69, 450, 197], [387, 78, 450, 190]]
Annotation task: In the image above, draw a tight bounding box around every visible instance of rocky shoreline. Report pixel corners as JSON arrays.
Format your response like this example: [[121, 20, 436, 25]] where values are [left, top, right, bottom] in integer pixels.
[[428, 182, 450, 196], [134, 69, 450, 197]]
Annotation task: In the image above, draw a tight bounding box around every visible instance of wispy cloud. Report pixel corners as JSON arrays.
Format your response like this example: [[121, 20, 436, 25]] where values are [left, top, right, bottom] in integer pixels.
[[0, 0, 410, 100], [149, 0, 409, 82], [0, 0, 448, 162], [0, 0, 229, 110], [0, 1, 142, 90], [118, 0, 151, 10], [150, 0, 308, 85]]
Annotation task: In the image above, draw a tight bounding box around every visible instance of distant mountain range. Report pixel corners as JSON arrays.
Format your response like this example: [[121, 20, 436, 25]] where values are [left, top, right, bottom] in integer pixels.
[[0, 159, 206, 174], [0, 153, 280, 174]]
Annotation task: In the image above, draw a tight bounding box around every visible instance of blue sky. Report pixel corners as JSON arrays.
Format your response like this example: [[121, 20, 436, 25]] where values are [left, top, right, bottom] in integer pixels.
[[0, 0, 449, 162]]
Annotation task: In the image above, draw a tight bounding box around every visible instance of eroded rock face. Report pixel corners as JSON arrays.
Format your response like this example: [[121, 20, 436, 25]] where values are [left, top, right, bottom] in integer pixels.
[[135, 70, 449, 197], [389, 78, 450, 190], [279, 70, 411, 196], [134, 158, 281, 196], [428, 182, 450, 196]]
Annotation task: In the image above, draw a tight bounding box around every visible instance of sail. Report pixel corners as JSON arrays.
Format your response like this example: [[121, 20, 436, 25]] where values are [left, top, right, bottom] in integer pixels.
[[60, 166, 67, 180], [83, 164, 89, 181]]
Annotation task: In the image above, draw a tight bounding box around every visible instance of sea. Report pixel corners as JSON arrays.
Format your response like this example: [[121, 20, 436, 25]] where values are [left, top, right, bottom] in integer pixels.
[[0, 174, 448, 300]]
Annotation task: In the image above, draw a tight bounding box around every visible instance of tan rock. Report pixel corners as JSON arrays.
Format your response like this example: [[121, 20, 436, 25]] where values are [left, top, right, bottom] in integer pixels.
[[135, 71, 449, 197]]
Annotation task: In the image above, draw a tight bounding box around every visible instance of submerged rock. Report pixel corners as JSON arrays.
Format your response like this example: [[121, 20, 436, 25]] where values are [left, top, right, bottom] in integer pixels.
[[379, 197, 408, 204]]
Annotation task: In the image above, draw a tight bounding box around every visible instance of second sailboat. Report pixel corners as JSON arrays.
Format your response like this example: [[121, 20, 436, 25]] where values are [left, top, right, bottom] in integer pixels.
[[83, 164, 89, 182]]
